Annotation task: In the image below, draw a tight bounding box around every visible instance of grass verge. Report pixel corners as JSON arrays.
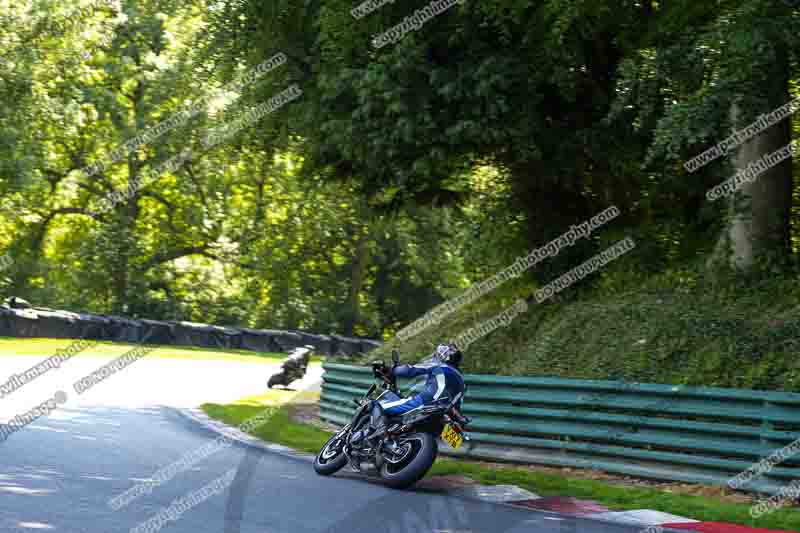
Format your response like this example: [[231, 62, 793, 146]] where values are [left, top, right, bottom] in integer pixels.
[[201, 399, 800, 532], [201, 389, 331, 456]]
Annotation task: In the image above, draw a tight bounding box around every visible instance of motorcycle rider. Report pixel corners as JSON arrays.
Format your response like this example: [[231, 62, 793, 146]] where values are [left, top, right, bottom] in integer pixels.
[[353, 343, 466, 447]]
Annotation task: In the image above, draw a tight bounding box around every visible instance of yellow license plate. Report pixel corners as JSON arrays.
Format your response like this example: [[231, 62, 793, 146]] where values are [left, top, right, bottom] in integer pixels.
[[440, 424, 463, 449]]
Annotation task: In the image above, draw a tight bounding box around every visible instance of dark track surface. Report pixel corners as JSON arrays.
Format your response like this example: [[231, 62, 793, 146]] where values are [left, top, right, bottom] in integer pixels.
[[0, 402, 698, 533]]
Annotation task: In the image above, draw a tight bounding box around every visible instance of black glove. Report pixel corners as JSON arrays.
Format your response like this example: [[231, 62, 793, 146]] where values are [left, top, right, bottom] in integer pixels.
[[371, 361, 389, 378]]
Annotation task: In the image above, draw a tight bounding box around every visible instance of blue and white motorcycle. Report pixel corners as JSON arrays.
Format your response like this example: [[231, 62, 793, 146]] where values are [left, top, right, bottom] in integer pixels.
[[313, 350, 471, 489]]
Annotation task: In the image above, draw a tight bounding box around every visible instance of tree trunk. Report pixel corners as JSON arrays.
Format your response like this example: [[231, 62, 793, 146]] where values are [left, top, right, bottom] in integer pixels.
[[374, 258, 389, 333], [111, 211, 135, 314], [711, 102, 793, 269], [343, 231, 371, 336]]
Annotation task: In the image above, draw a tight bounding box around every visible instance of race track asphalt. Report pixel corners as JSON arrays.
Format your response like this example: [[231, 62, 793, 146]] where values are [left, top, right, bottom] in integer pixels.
[[0, 354, 691, 533]]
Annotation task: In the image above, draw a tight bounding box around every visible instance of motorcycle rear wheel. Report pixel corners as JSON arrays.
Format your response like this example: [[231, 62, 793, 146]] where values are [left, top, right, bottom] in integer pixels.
[[379, 432, 437, 489]]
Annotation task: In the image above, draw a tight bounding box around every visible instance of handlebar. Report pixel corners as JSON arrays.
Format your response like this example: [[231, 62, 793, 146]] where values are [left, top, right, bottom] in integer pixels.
[[381, 372, 397, 392]]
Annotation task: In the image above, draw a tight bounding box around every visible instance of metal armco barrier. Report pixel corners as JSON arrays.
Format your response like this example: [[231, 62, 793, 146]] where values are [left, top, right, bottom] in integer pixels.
[[319, 362, 800, 495]]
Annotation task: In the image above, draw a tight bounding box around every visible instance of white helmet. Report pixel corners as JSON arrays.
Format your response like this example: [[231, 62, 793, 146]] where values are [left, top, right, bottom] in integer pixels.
[[433, 343, 462, 366]]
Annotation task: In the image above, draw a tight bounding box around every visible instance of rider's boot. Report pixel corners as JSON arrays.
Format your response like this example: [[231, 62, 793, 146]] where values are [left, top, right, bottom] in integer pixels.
[[351, 402, 384, 446]]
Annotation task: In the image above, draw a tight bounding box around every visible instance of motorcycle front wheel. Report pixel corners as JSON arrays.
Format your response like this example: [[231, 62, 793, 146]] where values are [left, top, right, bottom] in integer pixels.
[[379, 432, 437, 489], [313, 429, 349, 476]]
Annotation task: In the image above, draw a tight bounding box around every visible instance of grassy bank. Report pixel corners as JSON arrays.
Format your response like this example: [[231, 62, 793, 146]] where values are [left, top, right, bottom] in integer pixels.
[[362, 263, 800, 392], [201, 399, 800, 532]]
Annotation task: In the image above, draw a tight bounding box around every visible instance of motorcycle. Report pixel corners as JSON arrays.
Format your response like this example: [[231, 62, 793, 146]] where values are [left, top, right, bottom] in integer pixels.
[[313, 349, 471, 489], [268, 345, 313, 389]]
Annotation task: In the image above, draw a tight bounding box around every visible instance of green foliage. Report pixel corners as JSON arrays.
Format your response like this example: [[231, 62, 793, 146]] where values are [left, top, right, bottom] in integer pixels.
[[0, 0, 485, 335], [1, 0, 799, 390]]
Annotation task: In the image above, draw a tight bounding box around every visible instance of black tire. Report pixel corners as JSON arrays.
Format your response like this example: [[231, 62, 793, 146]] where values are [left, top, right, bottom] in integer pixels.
[[267, 373, 284, 389], [314, 431, 349, 476], [379, 432, 437, 490]]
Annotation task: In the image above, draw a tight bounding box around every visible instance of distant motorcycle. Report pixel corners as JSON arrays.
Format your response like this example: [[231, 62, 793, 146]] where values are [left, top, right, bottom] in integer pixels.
[[268, 345, 312, 389], [313, 350, 471, 489]]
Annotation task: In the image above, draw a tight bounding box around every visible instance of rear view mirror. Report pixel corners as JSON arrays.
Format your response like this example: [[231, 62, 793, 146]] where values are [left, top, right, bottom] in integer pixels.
[[391, 349, 399, 364]]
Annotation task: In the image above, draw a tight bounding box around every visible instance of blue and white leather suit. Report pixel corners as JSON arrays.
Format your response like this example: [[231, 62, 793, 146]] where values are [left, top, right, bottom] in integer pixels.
[[378, 362, 465, 416]]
